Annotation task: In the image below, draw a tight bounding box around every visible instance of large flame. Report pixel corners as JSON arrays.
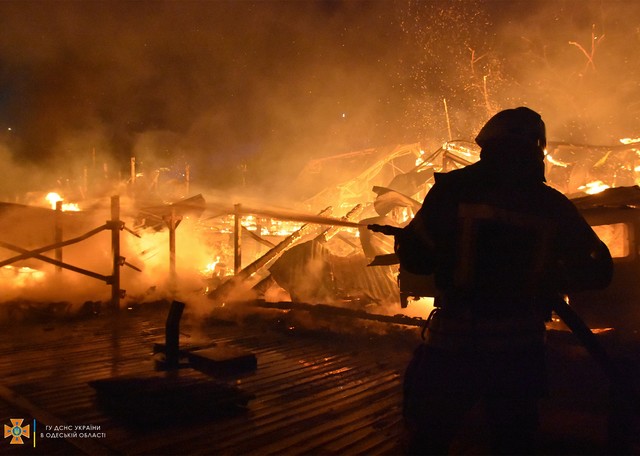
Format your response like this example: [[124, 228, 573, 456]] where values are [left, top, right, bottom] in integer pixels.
[[579, 180, 610, 195], [45, 192, 80, 212]]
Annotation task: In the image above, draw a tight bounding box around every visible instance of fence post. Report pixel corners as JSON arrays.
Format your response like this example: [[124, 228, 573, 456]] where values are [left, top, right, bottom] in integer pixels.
[[111, 195, 121, 311], [55, 200, 63, 272], [164, 208, 182, 297], [234, 203, 242, 274]]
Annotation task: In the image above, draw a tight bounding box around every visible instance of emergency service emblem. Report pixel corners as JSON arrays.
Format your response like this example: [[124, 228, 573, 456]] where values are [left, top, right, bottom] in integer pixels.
[[4, 418, 30, 444]]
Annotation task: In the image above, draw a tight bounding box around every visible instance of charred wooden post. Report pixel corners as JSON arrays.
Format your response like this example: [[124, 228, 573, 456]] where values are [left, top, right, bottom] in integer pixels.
[[111, 195, 121, 311], [234, 203, 242, 274], [55, 200, 62, 273], [163, 208, 183, 296]]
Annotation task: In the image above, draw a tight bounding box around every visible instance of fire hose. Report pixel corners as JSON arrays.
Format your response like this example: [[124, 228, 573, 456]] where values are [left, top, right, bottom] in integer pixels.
[[368, 223, 639, 452]]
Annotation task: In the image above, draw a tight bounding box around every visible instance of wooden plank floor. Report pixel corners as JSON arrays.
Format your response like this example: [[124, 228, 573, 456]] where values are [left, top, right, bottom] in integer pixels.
[[0, 301, 639, 455], [0, 303, 417, 455]]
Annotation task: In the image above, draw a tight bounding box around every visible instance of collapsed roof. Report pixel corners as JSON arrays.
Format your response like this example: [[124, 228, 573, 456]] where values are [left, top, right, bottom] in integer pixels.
[[214, 139, 640, 311]]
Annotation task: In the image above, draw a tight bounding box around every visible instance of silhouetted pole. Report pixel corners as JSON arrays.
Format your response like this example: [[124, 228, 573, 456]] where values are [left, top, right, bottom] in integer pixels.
[[163, 208, 182, 297], [111, 195, 121, 311], [55, 200, 63, 273], [234, 204, 242, 274]]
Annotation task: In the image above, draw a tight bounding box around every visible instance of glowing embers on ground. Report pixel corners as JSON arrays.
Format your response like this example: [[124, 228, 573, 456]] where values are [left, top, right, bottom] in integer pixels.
[[45, 192, 80, 212]]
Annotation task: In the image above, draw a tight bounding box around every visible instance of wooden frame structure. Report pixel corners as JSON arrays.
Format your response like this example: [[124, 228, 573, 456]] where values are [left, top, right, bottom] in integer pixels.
[[0, 195, 137, 311]]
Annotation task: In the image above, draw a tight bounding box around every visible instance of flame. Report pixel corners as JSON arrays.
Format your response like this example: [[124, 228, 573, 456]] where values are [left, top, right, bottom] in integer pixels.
[[45, 192, 62, 208], [45, 192, 80, 211], [579, 180, 610, 195], [620, 137, 640, 145], [203, 256, 221, 275]]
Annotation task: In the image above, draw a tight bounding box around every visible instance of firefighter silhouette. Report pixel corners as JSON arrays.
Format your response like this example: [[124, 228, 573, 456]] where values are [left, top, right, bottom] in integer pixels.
[[396, 107, 613, 454]]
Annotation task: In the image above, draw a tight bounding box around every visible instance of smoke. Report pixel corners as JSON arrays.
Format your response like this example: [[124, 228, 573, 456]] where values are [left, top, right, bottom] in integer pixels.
[[2, 1, 638, 201], [0, 0, 410, 199], [2, 0, 640, 324]]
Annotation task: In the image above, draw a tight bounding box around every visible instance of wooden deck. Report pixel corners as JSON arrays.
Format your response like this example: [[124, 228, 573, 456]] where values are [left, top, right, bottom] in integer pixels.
[[0, 301, 639, 455]]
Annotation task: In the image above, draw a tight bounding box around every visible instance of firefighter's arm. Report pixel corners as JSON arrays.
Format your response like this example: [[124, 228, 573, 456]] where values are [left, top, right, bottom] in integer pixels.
[[367, 222, 435, 275], [368, 174, 449, 275]]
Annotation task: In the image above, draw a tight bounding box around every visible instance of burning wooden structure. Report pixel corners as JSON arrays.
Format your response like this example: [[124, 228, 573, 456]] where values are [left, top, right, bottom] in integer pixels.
[[2, 137, 640, 332], [1, 139, 640, 454]]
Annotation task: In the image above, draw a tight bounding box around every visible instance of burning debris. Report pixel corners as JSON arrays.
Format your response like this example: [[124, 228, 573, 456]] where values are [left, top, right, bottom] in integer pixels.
[[0, 133, 639, 331]]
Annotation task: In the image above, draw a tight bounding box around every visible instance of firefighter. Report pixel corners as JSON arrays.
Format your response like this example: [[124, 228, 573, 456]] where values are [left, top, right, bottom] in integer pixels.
[[396, 107, 613, 454]]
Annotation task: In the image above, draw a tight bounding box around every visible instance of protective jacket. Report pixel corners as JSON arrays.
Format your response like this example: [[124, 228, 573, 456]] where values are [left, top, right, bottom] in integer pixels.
[[400, 159, 612, 293], [396, 151, 613, 351], [399, 107, 613, 454]]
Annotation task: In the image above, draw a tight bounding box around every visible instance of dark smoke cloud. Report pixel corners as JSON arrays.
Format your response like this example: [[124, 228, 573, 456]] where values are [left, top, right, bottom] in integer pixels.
[[0, 0, 408, 197], [0, 0, 639, 199]]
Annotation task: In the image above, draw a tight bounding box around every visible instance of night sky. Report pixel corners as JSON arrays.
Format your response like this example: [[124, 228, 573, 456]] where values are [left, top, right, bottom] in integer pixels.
[[1, 0, 639, 197]]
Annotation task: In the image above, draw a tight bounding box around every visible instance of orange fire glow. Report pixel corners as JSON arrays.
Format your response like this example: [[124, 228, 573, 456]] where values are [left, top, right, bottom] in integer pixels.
[[203, 256, 221, 275], [45, 192, 81, 212], [579, 180, 610, 195]]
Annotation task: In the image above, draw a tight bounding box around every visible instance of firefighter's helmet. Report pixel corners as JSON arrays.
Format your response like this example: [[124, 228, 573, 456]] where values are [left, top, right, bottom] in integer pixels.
[[475, 107, 546, 150]]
